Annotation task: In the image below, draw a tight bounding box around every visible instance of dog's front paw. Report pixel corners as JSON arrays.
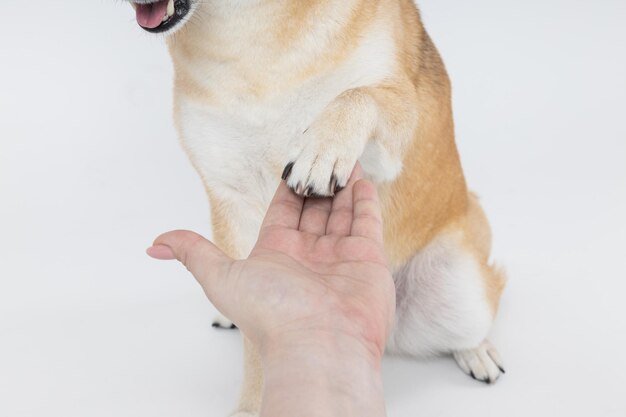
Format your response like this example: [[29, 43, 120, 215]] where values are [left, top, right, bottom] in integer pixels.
[[282, 89, 377, 197], [282, 131, 363, 197], [212, 314, 237, 330]]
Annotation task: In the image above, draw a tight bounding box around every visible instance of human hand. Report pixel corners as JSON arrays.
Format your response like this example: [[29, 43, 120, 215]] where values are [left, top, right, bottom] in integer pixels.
[[147, 164, 395, 364], [147, 164, 394, 416]]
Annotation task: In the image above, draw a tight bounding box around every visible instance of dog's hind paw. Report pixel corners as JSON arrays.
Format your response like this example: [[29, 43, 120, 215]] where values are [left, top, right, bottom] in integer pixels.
[[453, 339, 505, 384]]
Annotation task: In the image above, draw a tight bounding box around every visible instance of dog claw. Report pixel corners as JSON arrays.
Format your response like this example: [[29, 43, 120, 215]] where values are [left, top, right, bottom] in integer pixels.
[[281, 162, 294, 180], [212, 322, 238, 330], [329, 176, 338, 195], [454, 340, 504, 385]]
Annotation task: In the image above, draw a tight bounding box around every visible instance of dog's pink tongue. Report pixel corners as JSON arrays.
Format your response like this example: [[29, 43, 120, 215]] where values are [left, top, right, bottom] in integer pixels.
[[135, 1, 169, 29]]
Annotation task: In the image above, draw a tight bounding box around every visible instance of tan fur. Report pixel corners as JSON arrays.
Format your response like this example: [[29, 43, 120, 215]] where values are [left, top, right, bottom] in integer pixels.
[[238, 337, 264, 413], [379, 27, 468, 265], [205, 190, 241, 259]]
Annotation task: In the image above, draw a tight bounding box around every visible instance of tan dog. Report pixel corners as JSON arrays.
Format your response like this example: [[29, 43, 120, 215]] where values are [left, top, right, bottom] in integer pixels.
[[126, 0, 505, 414]]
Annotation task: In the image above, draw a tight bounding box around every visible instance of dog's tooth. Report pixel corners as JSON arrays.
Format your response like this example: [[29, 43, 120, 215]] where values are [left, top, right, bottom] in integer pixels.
[[131, 2, 137, 10], [167, 0, 175, 17]]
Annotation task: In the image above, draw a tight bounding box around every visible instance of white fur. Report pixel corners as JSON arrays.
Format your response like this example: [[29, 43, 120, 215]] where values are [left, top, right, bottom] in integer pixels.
[[360, 141, 404, 183], [387, 232, 494, 357]]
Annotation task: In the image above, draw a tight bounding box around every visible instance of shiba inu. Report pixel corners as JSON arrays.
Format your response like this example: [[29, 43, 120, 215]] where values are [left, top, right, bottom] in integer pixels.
[[125, 0, 506, 414]]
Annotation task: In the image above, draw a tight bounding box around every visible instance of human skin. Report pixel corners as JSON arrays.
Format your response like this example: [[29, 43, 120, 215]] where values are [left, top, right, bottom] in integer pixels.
[[147, 165, 395, 417]]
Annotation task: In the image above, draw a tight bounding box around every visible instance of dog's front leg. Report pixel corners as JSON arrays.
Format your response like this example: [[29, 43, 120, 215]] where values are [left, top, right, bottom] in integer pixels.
[[282, 83, 418, 195], [205, 194, 266, 417]]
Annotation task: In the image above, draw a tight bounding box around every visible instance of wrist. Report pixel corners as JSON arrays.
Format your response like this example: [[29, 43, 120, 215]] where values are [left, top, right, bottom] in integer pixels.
[[259, 331, 386, 417], [260, 329, 384, 371]]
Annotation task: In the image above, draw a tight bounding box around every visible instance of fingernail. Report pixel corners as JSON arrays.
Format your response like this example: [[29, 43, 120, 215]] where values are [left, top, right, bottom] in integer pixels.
[[146, 244, 176, 260]]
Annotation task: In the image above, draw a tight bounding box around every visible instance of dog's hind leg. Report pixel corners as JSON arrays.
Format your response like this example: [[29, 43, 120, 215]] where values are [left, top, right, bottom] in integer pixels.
[[387, 195, 506, 383]]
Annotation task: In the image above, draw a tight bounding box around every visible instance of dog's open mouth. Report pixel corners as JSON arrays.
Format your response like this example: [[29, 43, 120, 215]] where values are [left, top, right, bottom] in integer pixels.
[[131, 0, 190, 33]]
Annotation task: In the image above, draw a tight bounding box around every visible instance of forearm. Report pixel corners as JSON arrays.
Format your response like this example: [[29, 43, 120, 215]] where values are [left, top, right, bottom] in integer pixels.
[[260, 333, 387, 417]]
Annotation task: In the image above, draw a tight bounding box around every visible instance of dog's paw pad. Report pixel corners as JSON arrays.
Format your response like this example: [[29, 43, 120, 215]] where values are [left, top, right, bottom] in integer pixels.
[[453, 339, 504, 384]]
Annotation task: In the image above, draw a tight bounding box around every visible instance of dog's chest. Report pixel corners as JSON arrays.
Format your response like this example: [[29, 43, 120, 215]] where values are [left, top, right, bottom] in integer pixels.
[[176, 81, 333, 203], [173, 26, 395, 205]]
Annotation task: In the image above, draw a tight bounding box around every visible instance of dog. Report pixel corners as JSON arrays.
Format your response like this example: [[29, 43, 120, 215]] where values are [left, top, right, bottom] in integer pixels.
[[125, 0, 506, 415]]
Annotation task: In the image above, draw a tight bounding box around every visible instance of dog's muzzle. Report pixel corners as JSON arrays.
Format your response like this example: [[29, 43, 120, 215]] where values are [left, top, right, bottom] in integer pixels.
[[130, 0, 190, 33]]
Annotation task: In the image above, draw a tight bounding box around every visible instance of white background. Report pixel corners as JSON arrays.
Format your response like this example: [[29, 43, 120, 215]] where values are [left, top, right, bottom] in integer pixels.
[[1, 1, 625, 416]]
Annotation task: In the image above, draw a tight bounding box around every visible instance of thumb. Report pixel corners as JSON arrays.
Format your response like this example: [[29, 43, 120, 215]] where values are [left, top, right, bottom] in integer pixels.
[[147, 230, 233, 295]]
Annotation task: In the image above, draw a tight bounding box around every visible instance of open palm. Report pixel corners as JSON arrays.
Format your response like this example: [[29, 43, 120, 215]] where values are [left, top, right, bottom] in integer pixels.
[[149, 165, 396, 359]]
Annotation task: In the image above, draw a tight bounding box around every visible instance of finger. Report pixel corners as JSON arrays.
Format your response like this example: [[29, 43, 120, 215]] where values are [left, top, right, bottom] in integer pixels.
[[150, 230, 233, 296], [147, 244, 176, 260], [326, 163, 365, 236], [261, 181, 304, 230], [299, 196, 333, 236], [350, 179, 384, 243]]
